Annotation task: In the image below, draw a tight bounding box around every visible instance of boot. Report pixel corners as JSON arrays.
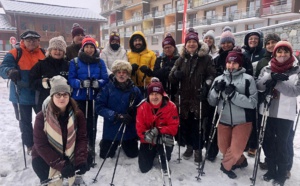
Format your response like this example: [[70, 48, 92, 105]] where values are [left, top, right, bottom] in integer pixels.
[[232, 158, 248, 170], [247, 148, 256, 157], [286, 171, 291, 179], [220, 163, 237, 179], [274, 163, 287, 186], [194, 150, 202, 164], [27, 147, 32, 156], [183, 145, 193, 160], [263, 160, 276, 182], [263, 171, 276, 182], [259, 161, 268, 170]]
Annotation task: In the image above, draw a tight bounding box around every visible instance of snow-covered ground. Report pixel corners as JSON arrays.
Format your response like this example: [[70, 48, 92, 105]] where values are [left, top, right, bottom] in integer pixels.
[[0, 76, 299, 186]]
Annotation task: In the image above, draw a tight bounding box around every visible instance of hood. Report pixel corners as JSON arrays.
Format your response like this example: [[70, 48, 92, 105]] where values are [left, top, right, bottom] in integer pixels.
[[243, 31, 264, 51], [180, 41, 209, 58], [129, 31, 147, 51]]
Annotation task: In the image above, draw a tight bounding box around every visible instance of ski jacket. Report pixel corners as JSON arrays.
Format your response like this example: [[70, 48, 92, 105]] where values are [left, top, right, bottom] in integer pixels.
[[68, 51, 109, 101], [255, 51, 272, 78], [95, 80, 143, 141], [136, 96, 179, 144], [208, 46, 219, 60], [256, 60, 300, 121], [127, 31, 157, 87], [208, 68, 258, 126], [31, 109, 88, 171], [66, 43, 81, 62], [29, 56, 69, 111], [0, 41, 45, 105], [100, 43, 128, 75], [169, 41, 216, 119]]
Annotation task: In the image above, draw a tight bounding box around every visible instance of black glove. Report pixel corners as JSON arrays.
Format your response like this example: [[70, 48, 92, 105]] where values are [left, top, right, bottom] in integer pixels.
[[81, 79, 91, 88], [264, 79, 277, 90], [76, 163, 88, 175], [271, 72, 289, 81], [131, 64, 139, 75], [61, 162, 75, 178], [225, 84, 236, 99], [7, 69, 21, 83], [198, 85, 208, 101], [214, 80, 226, 93], [174, 70, 184, 81], [158, 134, 174, 147], [91, 79, 99, 89], [139, 65, 152, 76], [109, 74, 115, 81], [144, 127, 159, 144], [116, 114, 132, 125]]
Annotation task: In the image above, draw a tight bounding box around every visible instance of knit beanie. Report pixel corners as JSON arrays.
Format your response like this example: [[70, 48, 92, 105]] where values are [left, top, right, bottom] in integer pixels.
[[81, 36, 97, 49], [185, 28, 199, 45], [71, 23, 85, 38], [47, 36, 67, 54], [147, 82, 164, 96], [50, 75, 71, 97], [220, 31, 235, 45], [111, 60, 132, 75], [226, 47, 243, 67], [264, 33, 281, 47], [272, 41, 293, 57], [162, 33, 176, 48], [109, 31, 120, 43], [222, 26, 232, 32], [203, 30, 215, 41]]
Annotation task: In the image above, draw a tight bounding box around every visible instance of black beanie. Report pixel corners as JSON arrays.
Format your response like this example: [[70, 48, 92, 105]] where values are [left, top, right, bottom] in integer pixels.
[[264, 33, 281, 47]]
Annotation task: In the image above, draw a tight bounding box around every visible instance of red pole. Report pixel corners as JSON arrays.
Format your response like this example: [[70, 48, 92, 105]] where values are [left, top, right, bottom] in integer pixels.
[[181, 0, 188, 44]]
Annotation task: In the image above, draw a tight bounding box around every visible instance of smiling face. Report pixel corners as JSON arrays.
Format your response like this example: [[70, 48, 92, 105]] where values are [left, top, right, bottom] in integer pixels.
[[23, 37, 40, 51], [115, 70, 129, 83], [149, 92, 163, 105], [185, 40, 198, 54], [204, 36, 214, 47], [50, 48, 64, 59], [275, 47, 291, 63], [83, 44, 95, 56], [73, 34, 85, 45], [220, 42, 234, 51], [163, 44, 175, 57], [226, 61, 240, 72], [53, 92, 70, 112], [133, 38, 143, 49], [265, 40, 278, 53], [248, 35, 259, 48]]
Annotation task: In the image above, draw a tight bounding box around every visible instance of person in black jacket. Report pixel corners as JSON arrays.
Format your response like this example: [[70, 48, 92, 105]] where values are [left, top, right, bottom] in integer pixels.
[[30, 36, 69, 113]]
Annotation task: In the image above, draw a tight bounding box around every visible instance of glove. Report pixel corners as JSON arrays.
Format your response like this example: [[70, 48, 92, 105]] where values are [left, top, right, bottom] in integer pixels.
[[7, 69, 21, 83], [198, 85, 208, 101], [271, 72, 289, 81], [158, 134, 174, 147], [264, 79, 277, 90], [225, 84, 236, 99], [131, 64, 139, 75], [91, 79, 99, 89], [214, 80, 226, 93], [109, 74, 114, 81], [76, 163, 88, 175], [116, 114, 132, 125], [61, 162, 75, 178], [144, 127, 159, 144], [81, 79, 91, 88], [42, 78, 50, 89], [174, 70, 184, 81], [139, 65, 152, 76]]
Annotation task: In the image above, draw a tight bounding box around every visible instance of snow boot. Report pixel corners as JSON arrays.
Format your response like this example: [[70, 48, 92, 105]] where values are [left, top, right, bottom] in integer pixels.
[[194, 150, 202, 164], [263, 171, 276, 182], [259, 161, 268, 170], [183, 145, 193, 160], [220, 163, 237, 179], [247, 148, 256, 157], [232, 158, 248, 170]]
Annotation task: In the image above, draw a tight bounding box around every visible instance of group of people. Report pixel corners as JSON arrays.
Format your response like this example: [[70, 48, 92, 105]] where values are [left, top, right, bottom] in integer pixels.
[[0, 23, 299, 186]]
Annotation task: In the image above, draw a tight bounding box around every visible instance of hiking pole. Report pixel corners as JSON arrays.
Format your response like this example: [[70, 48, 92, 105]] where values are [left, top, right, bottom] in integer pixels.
[[142, 73, 147, 98], [91, 89, 97, 167], [162, 139, 172, 186], [92, 123, 125, 183], [158, 153, 167, 186], [177, 81, 182, 163], [14, 83, 27, 169], [110, 124, 127, 186], [250, 92, 273, 186]]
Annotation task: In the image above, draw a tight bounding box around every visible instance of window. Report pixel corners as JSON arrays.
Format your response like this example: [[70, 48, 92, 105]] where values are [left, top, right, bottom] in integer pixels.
[[42, 24, 48, 31], [151, 36, 159, 45], [20, 22, 27, 30], [224, 4, 237, 16], [205, 10, 216, 18], [87, 26, 94, 34], [49, 24, 56, 32], [164, 3, 172, 11]]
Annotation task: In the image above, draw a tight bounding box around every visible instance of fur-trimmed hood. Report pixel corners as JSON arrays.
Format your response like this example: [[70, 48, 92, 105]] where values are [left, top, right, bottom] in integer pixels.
[[180, 41, 210, 58]]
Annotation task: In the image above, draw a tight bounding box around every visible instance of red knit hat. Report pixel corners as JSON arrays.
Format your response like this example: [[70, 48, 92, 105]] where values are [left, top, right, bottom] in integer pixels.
[[147, 82, 164, 96], [185, 28, 199, 45], [71, 23, 85, 38], [273, 41, 293, 56], [109, 31, 120, 43], [162, 33, 176, 48], [81, 36, 97, 49], [226, 47, 243, 67]]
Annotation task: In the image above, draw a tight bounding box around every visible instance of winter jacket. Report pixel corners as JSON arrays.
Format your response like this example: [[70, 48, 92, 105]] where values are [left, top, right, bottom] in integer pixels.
[[68, 50, 109, 101], [127, 31, 157, 87], [95, 79, 143, 141], [256, 61, 300, 121], [209, 46, 219, 60], [66, 43, 81, 62], [169, 41, 216, 119], [0, 41, 45, 105], [100, 43, 128, 75], [29, 56, 69, 111], [255, 51, 272, 78], [31, 109, 88, 171], [136, 96, 179, 144], [208, 68, 258, 126]]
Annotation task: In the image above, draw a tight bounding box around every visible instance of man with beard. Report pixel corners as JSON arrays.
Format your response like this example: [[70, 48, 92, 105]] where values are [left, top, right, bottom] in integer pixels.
[[127, 31, 157, 96], [96, 60, 143, 158], [66, 23, 85, 61]]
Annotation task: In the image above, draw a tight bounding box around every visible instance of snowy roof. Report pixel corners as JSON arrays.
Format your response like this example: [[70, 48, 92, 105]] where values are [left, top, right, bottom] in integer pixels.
[[0, 0, 106, 22], [0, 14, 16, 31]]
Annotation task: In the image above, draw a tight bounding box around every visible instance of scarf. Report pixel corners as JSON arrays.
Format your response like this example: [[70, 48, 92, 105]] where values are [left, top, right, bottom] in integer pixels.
[[270, 56, 294, 73]]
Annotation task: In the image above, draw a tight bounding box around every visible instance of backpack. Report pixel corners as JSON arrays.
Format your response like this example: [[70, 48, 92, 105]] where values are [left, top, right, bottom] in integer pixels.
[[14, 42, 46, 64]]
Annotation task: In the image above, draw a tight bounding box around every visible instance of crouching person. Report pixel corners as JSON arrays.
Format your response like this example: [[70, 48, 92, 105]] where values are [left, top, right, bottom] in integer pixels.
[[208, 48, 258, 179], [31, 76, 88, 185], [136, 81, 179, 173]]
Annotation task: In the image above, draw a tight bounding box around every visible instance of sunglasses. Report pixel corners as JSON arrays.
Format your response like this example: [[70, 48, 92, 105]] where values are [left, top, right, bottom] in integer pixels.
[[54, 92, 70, 98], [110, 32, 120, 36]]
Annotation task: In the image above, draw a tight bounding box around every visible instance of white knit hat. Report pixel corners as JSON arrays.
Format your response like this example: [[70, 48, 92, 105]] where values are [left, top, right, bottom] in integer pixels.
[[47, 36, 67, 54], [50, 75, 71, 96]]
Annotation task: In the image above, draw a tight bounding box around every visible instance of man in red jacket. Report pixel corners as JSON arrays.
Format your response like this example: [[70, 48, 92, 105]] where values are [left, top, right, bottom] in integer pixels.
[[136, 81, 179, 173]]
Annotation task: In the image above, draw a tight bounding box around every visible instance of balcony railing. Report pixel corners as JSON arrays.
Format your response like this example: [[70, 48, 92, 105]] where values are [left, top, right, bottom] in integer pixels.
[[262, 1, 292, 15], [118, 32, 125, 37], [177, 21, 191, 29], [104, 34, 109, 40], [154, 25, 164, 33], [144, 28, 153, 34], [165, 24, 175, 32], [164, 8, 176, 15], [126, 16, 143, 24], [111, 22, 116, 27], [154, 10, 165, 18], [177, 4, 191, 11], [144, 12, 153, 19], [102, 24, 109, 29], [117, 20, 124, 26], [125, 31, 133, 37]]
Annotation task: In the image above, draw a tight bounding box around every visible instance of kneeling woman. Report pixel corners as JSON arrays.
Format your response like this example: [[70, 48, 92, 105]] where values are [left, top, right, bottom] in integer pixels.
[[31, 75, 88, 185]]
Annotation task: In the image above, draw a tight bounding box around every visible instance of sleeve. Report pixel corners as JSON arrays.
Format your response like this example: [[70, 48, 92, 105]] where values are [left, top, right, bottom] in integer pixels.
[[29, 61, 44, 91], [99, 59, 109, 87], [74, 110, 88, 166], [205, 57, 217, 85], [0, 52, 17, 79], [68, 59, 81, 89], [158, 103, 179, 136], [168, 58, 181, 84], [100, 51, 112, 75], [207, 78, 221, 107], [135, 104, 148, 141], [153, 58, 165, 81], [149, 51, 157, 71], [256, 67, 272, 92], [275, 73, 300, 97]]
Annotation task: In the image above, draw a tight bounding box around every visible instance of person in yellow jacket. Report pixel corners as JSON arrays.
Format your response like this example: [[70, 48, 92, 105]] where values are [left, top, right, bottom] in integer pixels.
[[127, 31, 156, 96]]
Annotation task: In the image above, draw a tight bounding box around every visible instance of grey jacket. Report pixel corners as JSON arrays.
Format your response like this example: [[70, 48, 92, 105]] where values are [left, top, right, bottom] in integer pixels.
[[208, 68, 258, 125], [256, 61, 300, 121]]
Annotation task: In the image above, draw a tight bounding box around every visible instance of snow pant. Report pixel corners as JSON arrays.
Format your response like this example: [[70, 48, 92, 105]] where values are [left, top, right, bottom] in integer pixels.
[[32, 156, 50, 183], [218, 122, 252, 171], [77, 100, 98, 151], [181, 112, 203, 150], [263, 117, 293, 180], [99, 138, 138, 159], [204, 105, 219, 159], [138, 143, 173, 173], [13, 103, 37, 148], [247, 108, 258, 150], [287, 126, 295, 171]]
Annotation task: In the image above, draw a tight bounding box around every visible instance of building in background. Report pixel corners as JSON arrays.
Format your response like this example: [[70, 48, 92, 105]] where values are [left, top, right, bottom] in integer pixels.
[[100, 0, 300, 53]]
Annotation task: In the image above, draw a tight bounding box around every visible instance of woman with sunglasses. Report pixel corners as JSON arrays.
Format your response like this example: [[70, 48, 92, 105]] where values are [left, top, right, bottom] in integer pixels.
[[31, 75, 88, 185]]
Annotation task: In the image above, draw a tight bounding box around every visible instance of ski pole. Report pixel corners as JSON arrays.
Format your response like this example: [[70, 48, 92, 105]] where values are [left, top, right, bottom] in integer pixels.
[[110, 124, 127, 186], [162, 140, 172, 186], [14, 83, 27, 169], [92, 123, 125, 183], [91, 89, 97, 167], [177, 81, 182, 163], [158, 153, 167, 186], [142, 73, 147, 98]]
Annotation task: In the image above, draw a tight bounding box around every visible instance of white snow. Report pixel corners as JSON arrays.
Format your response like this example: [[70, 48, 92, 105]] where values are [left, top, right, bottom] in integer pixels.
[[0, 76, 299, 186]]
